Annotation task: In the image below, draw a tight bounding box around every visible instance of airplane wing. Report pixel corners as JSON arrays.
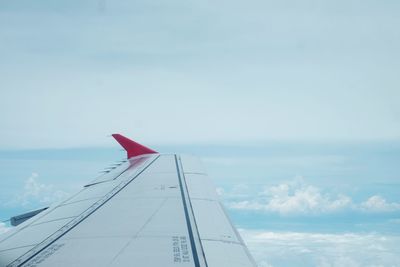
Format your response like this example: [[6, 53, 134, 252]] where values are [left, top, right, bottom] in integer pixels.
[[0, 134, 257, 267]]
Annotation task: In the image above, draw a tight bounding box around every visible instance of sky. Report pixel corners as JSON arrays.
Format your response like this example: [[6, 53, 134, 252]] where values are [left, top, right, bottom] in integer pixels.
[[1, 1, 400, 266], [1, 0, 400, 147]]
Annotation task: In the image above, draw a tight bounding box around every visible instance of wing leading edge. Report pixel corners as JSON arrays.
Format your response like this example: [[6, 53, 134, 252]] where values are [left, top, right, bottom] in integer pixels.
[[0, 135, 256, 267]]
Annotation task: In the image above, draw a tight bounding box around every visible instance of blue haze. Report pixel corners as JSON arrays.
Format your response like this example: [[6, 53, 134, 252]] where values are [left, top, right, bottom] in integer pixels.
[[1, 142, 399, 231]]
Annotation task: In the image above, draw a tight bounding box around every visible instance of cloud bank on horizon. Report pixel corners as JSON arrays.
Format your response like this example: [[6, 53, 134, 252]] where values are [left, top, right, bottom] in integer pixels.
[[240, 229, 400, 267], [225, 178, 400, 216], [0, 0, 400, 148]]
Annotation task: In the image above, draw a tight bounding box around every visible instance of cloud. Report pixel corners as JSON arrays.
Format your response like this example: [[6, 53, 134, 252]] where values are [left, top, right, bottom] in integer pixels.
[[240, 229, 400, 267], [8, 173, 69, 207], [360, 195, 400, 213], [0, 222, 10, 235], [226, 178, 400, 215], [228, 178, 353, 215]]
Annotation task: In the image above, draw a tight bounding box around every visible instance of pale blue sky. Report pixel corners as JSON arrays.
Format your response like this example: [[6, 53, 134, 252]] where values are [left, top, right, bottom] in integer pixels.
[[1, 0, 400, 148]]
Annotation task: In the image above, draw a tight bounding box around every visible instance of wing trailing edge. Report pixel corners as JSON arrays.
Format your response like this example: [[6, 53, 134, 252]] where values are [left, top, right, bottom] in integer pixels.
[[112, 134, 157, 159]]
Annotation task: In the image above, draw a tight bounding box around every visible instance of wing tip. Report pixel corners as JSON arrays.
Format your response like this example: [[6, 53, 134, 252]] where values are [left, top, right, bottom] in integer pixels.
[[111, 133, 157, 159]]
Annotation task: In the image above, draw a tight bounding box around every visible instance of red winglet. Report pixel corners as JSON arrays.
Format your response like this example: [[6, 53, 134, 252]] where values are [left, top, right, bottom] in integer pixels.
[[112, 134, 158, 159]]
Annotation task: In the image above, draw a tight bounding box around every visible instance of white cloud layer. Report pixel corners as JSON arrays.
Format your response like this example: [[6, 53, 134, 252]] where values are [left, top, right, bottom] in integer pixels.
[[227, 178, 400, 215], [360, 195, 400, 213], [7, 173, 69, 207], [0, 222, 10, 235], [240, 229, 400, 267]]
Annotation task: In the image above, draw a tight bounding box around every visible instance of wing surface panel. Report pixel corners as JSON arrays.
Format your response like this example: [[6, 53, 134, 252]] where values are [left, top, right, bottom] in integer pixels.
[[179, 155, 257, 267], [0, 154, 158, 266], [1, 155, 208, 267], [84, 160, 129, 186]]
